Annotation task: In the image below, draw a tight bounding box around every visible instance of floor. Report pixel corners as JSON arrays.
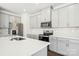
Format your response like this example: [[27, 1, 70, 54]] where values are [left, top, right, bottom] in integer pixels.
[[48, 50, 63, 56]]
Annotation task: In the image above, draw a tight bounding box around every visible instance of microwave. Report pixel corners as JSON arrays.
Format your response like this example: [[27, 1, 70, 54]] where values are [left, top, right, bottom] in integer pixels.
[[41, 21, 51, 28]]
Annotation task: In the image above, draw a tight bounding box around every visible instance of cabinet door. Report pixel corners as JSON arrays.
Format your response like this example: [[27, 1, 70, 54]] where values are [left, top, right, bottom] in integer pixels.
[[30, 15, 37, 28], [36, 13, 41, 28], [49, 36, 58, 52], [30, 16, 33, 28], [58, 7, 69, 27], [41, 8, 50, 22], [68, 4, 79, 27], [30, 12, 41, 29], [52, 10, 59, 27], [0, 13, 9, 28], [44, 8, 50, 22], [68, 40, 79, 56], [57, 38, 68, 55]]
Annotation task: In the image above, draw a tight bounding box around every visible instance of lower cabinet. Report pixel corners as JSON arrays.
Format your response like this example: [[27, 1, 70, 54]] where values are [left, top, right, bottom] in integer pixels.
[[49, 36, 58, 52], [57, 38, 69, 55], [68, 40, 79, 56], [49, 36, 79, 56]]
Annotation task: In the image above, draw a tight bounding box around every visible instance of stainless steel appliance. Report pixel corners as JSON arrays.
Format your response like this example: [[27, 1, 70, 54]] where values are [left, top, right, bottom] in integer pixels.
[[41, 21, 51, 28], [17, 23, 23, 36], [12, 30, 16, 35], [39, 30, 53, 42], [39, 30, 53, 50]]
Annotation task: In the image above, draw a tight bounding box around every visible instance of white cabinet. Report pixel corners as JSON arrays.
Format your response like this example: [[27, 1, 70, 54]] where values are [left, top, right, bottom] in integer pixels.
[[49, 36, 79, 56], [30, 7, 51, 29], [41, 8, 50, 22], [29, 16, 32, 28], [49, 36, 58, 52], [68, 40, 79, 56], [52, 6, 69, 28], [30, 15, 37, 28], [52, 10, 59, 27], [52, 4, 79, 28], [36, 13, 41, 28], [49, 37, 69, 55], [68, 4, 79, 27], [58, 7, 69, 27], [57, 38, 69, 55], [0, 13, 9, 28], [30, 13, 41, 28]]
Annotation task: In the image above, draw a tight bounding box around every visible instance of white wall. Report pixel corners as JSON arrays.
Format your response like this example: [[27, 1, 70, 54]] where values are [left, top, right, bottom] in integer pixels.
[[21, 13, 30, 37]]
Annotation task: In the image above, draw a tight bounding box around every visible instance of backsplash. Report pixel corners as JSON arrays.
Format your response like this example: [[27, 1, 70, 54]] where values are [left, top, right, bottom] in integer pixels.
[[29, 28, 79, 38], [53, 28, 79, 38]]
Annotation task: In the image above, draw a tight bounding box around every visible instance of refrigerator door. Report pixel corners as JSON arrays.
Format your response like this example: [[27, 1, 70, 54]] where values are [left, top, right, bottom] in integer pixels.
[[17, 23, 23, 36]]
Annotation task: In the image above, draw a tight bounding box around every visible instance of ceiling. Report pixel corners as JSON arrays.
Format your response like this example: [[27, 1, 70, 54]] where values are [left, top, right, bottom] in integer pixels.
[[0, 3, 65, 14]]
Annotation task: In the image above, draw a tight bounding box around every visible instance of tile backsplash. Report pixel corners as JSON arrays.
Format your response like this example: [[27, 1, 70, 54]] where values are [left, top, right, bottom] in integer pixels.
[[28, 28, 79, 38], [53, 28, 79, 37]]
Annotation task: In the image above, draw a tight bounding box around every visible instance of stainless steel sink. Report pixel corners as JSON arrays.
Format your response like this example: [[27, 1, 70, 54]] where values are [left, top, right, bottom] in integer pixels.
[[11, 37, 25, 41]]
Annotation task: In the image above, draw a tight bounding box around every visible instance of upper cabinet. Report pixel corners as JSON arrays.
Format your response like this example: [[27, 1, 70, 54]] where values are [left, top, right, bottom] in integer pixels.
[[30, 15, 37, 28], [52, 6, 69, 28], [58, 7, 69, 27], [52, 9, 59, 27], [30, 12, 41, 28], [41, 8, 50, 22], [68, 4, 79, 27], [30, 7, 51, 29], [52, 4, 79, 28], [0, 13, 9, 28], [30, 4, 79, 28]]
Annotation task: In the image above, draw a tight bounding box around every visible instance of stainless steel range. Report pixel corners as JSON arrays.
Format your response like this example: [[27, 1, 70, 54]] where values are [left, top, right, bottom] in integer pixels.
[[39, 30, 53, 42]]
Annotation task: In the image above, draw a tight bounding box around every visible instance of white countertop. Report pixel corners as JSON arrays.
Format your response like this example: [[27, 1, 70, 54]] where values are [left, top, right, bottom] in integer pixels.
[[0, 36, 50, 56]]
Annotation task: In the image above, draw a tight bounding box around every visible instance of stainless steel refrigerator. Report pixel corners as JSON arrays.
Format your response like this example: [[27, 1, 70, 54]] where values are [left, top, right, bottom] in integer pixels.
[[17, 23, 23, 36]]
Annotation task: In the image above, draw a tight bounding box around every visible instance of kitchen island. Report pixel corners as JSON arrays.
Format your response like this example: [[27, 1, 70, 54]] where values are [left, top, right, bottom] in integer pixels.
[[0, 36, 50, 56]]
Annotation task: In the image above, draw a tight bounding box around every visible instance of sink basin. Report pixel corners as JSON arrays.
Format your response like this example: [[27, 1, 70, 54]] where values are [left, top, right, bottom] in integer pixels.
[[11, 37, 25, 41]]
